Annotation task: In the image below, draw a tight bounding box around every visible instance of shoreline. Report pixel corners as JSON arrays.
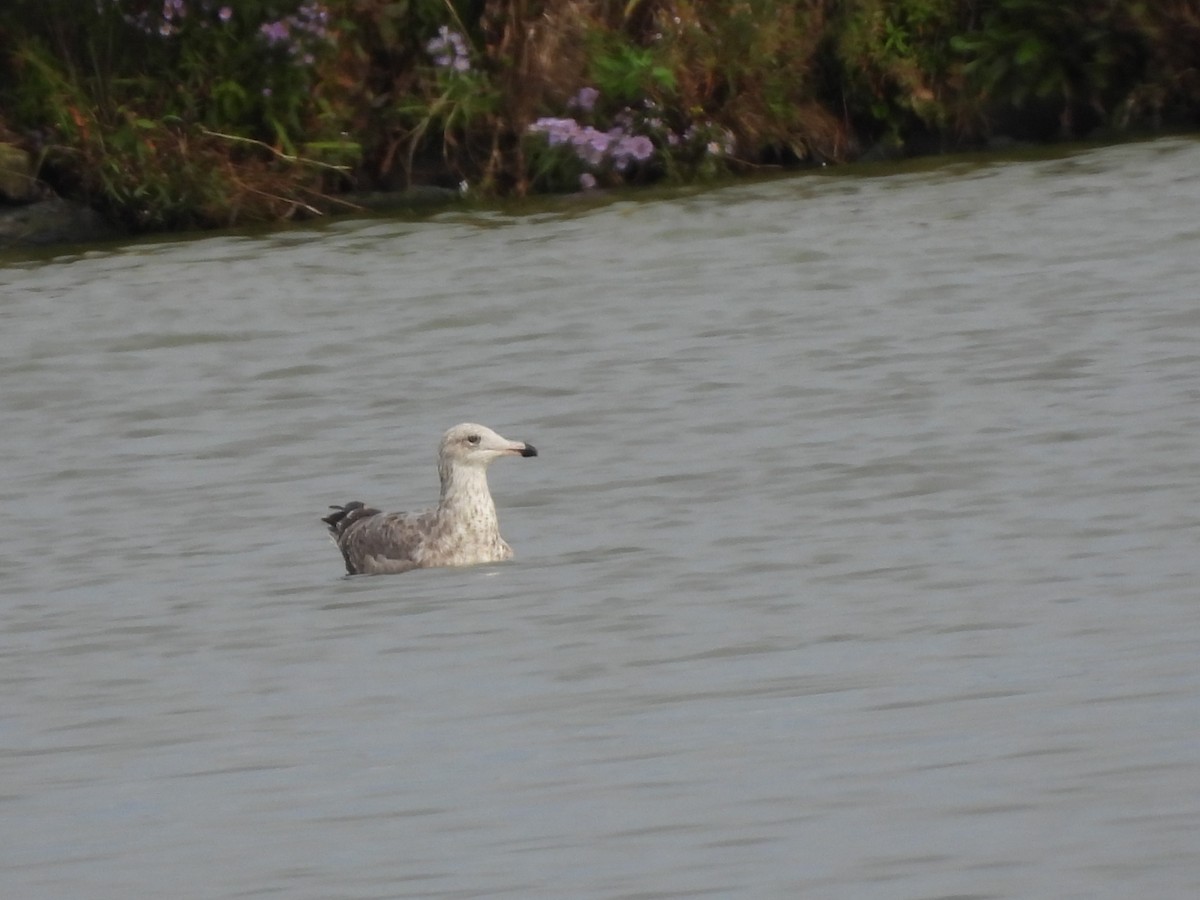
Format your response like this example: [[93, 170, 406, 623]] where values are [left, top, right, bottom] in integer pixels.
[[3, 1, 1199, 251], [3, 131, 1195, 254]]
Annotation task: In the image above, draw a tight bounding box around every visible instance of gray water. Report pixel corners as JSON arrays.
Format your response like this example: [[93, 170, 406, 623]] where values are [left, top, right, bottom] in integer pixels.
[[2, 138, 1198, 899]]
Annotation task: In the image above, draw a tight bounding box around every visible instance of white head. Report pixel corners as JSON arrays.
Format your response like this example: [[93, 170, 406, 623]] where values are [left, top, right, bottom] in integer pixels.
[[438, 423, 538, 471]]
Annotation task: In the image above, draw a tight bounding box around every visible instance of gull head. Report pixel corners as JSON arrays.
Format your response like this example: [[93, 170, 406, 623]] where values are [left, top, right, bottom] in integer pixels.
[[439, 423, 538, 469]]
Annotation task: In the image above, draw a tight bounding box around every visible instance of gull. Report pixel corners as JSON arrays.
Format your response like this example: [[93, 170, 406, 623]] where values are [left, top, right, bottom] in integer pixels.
[[322, 423, 538, 575]]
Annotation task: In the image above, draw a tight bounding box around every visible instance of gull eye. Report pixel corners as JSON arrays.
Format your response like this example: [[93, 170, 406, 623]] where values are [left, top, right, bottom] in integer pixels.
[[466, 434, 481, 445]]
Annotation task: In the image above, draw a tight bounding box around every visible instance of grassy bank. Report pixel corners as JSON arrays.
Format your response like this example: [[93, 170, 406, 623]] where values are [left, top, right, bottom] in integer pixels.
[[1, 0, 1197, 232]]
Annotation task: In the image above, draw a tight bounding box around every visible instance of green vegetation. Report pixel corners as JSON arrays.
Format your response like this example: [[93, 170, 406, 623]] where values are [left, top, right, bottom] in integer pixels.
[[1, 0, 1197, 232]]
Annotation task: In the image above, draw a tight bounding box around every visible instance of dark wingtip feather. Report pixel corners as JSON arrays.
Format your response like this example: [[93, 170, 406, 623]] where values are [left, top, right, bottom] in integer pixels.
[[322, 501, 379, 534]]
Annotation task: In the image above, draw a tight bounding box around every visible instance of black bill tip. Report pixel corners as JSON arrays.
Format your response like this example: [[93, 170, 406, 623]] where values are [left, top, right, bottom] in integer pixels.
[[520, 443, 538, 458]]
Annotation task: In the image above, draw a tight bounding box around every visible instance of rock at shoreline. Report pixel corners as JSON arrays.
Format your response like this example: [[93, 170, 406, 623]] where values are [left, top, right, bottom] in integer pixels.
[[0, 196, 121, 251], [0, 142, 38, 203], [0, 141, 122, 251]]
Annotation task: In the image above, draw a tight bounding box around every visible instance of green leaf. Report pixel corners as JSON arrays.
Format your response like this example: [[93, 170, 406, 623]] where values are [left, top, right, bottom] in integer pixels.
[[1014, 36, 1046, 67]]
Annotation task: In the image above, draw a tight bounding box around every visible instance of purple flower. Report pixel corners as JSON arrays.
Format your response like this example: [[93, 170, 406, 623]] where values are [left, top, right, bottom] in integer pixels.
[[616, 134, 655, 165], [529, 117, 579, 147], [530, 115, 656, 171], [574, 127, 612, 166], [427, 26, 471, 73], [579, 173, 597, 190], [258, 3, 333, 63], [569, 87, 599, 113], [260, 21, 291, 45], [218, 6, 232, 22]]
